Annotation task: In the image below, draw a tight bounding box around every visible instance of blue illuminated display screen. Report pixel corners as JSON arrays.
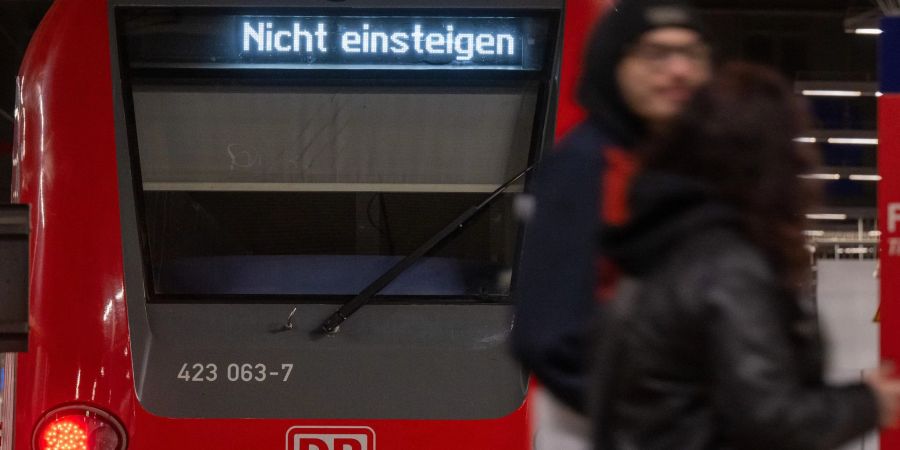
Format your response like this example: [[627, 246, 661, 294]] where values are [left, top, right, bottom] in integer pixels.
[[123, 13, 552, 71]]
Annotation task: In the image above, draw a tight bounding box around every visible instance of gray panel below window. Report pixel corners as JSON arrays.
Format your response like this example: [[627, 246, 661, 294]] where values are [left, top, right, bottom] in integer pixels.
[[139, 303, 527, 419]]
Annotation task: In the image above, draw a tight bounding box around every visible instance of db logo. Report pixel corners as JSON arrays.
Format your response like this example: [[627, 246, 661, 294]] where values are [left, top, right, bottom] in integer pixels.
[[286, 426, 375, 450]]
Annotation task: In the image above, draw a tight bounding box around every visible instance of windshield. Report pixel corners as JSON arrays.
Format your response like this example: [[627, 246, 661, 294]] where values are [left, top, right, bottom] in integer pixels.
[[131, 82, 538, 300]]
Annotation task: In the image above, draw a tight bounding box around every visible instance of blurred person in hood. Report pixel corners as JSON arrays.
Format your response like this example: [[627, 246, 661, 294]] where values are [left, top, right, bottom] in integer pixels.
[[511, 0, 713, 447]]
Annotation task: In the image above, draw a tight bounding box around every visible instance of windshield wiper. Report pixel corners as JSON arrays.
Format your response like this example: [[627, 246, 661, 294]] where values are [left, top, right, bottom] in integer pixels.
[[311, 165, 534, 337]]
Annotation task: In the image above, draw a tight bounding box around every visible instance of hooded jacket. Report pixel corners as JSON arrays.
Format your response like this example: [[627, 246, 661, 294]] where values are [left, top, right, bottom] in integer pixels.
[[592, 172, 879, 450], [513, 0, 703, 412], [513, 121, 629, 413], [512, 0, 706, 413]]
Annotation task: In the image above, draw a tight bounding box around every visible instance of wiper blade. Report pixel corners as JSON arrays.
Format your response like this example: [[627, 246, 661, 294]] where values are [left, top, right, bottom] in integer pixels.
[[312, 165, 534, 337]]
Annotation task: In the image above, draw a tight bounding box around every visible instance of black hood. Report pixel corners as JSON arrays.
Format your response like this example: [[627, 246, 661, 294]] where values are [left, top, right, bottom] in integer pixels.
[[578, 0, 707, 147], [600, 171, 741, 276]]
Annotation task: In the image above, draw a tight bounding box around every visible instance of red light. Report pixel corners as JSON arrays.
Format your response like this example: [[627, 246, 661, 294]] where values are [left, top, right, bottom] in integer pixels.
[[34, 406, 126, 450], [40, 419, 88, 450]]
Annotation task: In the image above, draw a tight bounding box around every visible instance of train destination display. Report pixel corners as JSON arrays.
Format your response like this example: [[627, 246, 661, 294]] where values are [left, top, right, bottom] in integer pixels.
[[243, 21, 516, 63], [124, 14, 550, 70]]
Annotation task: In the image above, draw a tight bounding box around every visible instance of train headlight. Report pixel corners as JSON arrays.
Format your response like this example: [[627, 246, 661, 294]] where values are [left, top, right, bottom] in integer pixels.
[[33, 406, 126, 450]]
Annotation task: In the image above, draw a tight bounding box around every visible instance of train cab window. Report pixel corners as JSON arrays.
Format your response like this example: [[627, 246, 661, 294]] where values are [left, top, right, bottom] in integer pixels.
[[131, 83, 538, 300]]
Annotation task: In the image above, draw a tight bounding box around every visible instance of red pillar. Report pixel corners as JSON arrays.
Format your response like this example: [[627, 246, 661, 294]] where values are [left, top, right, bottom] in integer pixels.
[[879, 16, 900, 450]]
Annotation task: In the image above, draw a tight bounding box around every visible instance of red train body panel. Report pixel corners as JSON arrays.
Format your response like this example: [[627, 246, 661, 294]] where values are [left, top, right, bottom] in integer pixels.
[[9, 0, 604, 448]]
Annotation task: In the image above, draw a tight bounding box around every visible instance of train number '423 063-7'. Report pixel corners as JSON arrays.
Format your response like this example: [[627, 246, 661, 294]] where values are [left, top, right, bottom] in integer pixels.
[[177, 363, 294, 382]]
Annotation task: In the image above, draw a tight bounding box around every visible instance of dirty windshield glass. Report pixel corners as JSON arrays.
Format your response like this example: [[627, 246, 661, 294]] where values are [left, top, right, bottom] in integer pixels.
[[131, 83, 538, 299]]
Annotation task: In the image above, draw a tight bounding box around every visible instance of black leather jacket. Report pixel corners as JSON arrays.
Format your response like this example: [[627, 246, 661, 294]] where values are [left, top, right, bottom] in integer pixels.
[[593, 172, 878, 450]]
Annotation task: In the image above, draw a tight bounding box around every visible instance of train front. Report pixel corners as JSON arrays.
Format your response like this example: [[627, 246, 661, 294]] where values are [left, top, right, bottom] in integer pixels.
[[7, 0, 565, 448]]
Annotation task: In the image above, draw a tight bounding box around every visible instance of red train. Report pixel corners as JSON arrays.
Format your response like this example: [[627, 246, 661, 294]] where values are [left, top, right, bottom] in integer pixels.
[[3, 0, 603, 448]]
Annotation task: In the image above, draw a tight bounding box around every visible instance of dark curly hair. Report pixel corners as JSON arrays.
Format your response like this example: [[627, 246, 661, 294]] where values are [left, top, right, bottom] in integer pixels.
[[642, 62, 820, 293]]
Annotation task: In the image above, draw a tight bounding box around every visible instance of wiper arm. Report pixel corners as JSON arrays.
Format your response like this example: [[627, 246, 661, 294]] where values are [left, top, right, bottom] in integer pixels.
[[312, 165, 534, 337]]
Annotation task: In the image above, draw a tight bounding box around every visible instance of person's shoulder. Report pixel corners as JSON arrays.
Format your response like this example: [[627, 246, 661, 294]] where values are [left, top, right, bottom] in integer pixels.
[[553, 121, 617, 159], [536, 122, 616, 180], [662, 227, 776, 302], [681, 227, 763, 260]]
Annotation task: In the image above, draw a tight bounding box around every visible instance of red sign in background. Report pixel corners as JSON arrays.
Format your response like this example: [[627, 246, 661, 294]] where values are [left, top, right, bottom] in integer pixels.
[[880, 96, 900, 450]]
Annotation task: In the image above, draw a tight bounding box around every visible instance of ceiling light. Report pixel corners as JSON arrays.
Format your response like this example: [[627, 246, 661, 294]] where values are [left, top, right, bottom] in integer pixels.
[[801, 90, 863, 97], [807, 214, 848, 220], [800, 174, 841, 180], [848, 174, 882, 181], [826, 138, 879, 145], [794, 137, 817, 143], [854, 28, 883, 35]]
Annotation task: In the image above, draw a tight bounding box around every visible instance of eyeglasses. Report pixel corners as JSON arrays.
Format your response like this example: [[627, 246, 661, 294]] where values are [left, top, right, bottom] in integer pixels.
[[625, 42, 712, 68]]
